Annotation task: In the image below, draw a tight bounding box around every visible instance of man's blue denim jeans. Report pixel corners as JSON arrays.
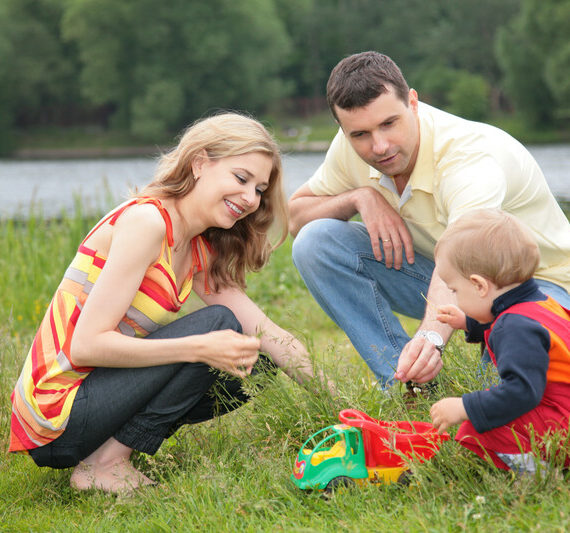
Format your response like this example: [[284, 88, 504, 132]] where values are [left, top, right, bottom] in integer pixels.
[[535, 279, 570, 308], [292, 219, 434, 386], [29, 305, 274, 469], [292, 218, 570, 386]]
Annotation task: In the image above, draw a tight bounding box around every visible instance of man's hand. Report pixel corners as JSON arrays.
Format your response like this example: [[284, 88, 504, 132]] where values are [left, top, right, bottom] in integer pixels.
[[394, 336, 443, 384], [395, 268, 455, 384], [288, 185, 414, 271], [430, 397, 468, 434], [354, 187, 414, 269]]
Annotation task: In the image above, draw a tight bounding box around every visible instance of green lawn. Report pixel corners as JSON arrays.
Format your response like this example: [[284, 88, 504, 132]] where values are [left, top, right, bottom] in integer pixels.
[[1, 205, 570, 532]]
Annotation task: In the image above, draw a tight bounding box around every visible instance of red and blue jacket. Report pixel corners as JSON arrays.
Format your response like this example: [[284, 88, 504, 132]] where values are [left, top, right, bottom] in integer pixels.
[[462, 279, 570, 433]]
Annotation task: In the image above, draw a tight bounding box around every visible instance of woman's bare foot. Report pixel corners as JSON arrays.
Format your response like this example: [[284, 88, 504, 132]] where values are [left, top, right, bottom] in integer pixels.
[[70, 437, 155, 494], [70, 459, 155, 493]]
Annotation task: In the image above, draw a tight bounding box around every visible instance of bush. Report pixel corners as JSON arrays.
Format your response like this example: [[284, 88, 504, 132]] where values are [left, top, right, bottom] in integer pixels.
[[448, 71, 490, 121], [418, 66, 490, 121]]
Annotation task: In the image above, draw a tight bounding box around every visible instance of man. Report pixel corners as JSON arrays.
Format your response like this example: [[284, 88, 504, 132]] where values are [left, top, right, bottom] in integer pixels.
[[288, 51, 570, 388]]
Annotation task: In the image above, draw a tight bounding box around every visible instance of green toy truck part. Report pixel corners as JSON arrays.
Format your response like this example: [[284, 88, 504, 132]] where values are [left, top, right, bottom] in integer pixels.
[[291, 409, 450, 492]]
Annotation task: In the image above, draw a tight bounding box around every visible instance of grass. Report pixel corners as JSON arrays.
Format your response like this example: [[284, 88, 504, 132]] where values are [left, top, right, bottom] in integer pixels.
[[489, 115, 570, 145], [13, 126, 174, 152], [1, 203, 570, 532]]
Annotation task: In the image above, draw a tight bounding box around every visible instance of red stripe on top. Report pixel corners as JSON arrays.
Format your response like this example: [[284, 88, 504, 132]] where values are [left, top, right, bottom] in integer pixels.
[[138, 283, 178, 312], [9, 197, 211, 453], [155, 263, 179, 297], [78, 244, 96, 257]]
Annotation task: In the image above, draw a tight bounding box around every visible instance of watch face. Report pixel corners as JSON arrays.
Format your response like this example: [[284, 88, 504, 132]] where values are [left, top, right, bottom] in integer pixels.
[[426, 331, 444, 346]]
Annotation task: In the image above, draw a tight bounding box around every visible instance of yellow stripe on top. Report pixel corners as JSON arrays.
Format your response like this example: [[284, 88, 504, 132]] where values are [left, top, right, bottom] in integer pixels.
[[9, 198, 210, 452]]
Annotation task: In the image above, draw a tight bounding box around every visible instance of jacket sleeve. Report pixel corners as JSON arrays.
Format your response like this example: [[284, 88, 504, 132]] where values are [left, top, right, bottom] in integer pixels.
[[464, 316, 490, 343], [462, 313, 550, 433]]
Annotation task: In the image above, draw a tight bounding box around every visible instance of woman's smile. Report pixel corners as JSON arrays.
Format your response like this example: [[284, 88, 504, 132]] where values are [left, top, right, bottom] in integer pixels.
[[224, 199, 245, 218]]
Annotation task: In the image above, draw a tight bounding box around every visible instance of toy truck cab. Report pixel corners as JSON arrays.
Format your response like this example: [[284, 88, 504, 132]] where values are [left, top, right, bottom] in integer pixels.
[[291, 409, 449, 492], [292, 423, 371, 491]]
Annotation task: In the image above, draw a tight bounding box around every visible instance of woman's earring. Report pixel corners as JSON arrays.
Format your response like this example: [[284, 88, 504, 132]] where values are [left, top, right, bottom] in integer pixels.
[[194, 175, 200, 181]]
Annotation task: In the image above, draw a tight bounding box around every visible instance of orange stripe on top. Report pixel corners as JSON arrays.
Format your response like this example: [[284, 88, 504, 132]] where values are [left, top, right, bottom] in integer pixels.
[[9, 197, 211, 452], [532, 298, 570, 383]]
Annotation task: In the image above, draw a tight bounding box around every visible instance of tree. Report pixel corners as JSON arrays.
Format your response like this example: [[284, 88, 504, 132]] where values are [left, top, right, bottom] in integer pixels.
[[496, 0, 570, 126], [0, 0, 81, 153], [274, 0, 518, 120], [62, 0, 292, 140], [448, 72, 490, 121]]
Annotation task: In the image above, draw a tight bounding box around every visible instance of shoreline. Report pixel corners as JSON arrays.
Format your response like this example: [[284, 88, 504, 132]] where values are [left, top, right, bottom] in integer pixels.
[[11, 141, 331, 160]]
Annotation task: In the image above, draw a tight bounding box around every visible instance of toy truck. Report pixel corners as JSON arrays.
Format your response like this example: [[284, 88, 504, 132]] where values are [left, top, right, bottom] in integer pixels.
[[291, 409, 449, 492]]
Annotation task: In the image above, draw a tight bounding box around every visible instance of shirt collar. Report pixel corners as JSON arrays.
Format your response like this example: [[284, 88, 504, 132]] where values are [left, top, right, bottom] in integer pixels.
[[491, 279, 545, 316], [407, 102, 435, 194]]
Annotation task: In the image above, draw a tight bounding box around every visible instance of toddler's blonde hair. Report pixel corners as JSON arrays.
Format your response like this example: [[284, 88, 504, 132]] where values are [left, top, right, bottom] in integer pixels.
[[435, 208, 540, 288]]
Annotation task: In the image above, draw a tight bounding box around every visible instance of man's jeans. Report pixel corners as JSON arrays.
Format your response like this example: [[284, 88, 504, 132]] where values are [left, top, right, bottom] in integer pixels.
[[292, 218, 570, 386], [29, 305, 274, 469], [535, 279, 570, 308], [292, 219, 434, 385]]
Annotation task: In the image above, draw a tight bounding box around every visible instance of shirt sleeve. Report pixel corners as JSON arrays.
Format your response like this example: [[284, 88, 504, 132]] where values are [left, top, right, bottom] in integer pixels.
[[462, 313, 551, 433], [464, 316, 490, 343], [437, 152, 508, 223], [307, 128, 372, 196]]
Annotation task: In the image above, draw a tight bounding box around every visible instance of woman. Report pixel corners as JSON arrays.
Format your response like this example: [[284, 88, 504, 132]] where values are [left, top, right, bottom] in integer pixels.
[[10, 113, 323, 493]]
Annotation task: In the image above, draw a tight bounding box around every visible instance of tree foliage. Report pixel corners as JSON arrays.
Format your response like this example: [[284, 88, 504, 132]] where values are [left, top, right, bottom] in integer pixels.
[[62, 0, 292, 139], [0, 0, 569, 153], [0, 0, 80, 153], [496, 0, 570, 126]]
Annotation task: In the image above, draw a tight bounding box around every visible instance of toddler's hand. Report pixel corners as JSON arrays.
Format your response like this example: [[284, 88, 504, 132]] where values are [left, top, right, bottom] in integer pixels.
[[430, 397, 468, 434], [436, 304, 467, 330]]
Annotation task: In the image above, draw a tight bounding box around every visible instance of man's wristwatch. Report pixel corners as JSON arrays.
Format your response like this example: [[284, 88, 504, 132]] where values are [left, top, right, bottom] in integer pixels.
[[415, 330, 445, 355]]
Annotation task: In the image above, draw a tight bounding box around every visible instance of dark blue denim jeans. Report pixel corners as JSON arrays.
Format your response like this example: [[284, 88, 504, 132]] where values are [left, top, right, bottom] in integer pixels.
[[29, 305, 275, 469]]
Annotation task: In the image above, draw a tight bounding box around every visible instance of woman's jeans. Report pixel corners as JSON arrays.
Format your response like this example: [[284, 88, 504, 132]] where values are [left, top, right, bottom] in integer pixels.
[[29, 305, 274, 469], [292, 218, 570, 386]]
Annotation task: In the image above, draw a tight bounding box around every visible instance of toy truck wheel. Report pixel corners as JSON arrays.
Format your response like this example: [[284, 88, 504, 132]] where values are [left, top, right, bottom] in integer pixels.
[[397, 470, 412, 485], [325, 476, 355, 494]]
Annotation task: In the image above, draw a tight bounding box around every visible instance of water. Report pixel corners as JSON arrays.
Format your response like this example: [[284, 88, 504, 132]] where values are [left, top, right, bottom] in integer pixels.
[[0, 146, 568, 218]]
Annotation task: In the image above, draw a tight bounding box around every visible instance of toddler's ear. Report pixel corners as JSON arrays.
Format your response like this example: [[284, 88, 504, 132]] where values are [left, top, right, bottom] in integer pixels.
[[469, 274, 490, 296]]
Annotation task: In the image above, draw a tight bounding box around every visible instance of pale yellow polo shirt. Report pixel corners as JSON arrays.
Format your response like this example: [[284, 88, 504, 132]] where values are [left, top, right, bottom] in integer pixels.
[[307, 102, 570, 292]]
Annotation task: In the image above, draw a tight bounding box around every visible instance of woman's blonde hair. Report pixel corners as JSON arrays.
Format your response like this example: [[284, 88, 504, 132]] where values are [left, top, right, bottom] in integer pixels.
[[139, 112, 287, 290], [434, 208, 540, 288]]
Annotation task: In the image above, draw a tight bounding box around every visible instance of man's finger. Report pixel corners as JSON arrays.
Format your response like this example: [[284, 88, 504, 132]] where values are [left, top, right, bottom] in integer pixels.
[[400, 228, 415, 264], [382, 238, 394, 268], [391, 237, 404, 270], [409, 353, 443, 383], [370, 236, 383, 262], [395, 337, 424, 380]]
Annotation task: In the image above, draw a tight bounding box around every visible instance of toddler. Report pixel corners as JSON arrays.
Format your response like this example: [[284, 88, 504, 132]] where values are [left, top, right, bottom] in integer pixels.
[[430, 209, 570, 474]]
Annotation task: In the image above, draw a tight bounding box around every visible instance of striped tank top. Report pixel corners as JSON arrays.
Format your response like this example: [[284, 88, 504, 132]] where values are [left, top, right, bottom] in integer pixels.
[[9, 197, 210, 452]]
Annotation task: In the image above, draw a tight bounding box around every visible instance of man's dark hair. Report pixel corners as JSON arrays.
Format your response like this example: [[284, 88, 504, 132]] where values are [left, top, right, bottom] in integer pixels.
[[326, 51, 410, 121]]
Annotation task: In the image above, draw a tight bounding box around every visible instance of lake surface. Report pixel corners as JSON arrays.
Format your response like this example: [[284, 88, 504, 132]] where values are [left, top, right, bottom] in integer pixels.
[[0, 145, 569, 218]]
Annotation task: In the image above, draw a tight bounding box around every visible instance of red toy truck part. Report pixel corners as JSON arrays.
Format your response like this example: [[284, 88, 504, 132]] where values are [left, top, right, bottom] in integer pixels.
[[338, 409, 450, 468]]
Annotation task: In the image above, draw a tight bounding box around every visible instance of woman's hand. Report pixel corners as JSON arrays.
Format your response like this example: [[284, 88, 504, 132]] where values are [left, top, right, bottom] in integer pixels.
[[437, 304, 467, 330], [196, 281, 335, 390], [198, 330, 260, 378], [430, 397, 468, 434]]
